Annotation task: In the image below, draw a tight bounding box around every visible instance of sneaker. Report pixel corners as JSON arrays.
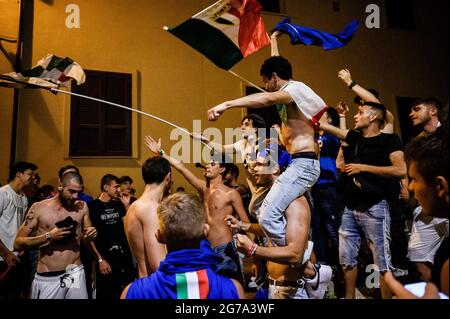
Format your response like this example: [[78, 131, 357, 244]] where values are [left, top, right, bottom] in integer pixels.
[[304, 264, 333, 299], [248, 276, 257, 289]]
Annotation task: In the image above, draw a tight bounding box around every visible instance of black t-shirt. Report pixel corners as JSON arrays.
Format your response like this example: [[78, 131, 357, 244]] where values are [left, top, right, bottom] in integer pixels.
[[341, 130, 403, 211], [88, 199, 130, 260]]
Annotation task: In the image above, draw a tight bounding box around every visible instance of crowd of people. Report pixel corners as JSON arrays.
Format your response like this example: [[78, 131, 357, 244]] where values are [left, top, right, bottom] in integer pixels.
[[0, 32, 448, 300]]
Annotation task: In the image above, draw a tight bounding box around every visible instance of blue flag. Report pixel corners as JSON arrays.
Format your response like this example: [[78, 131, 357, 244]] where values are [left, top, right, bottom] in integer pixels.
[[272, 18, 359, 50]]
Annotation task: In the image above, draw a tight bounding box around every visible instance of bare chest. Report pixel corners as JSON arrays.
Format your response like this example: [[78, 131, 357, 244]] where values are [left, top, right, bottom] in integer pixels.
[[205, 190, 232, 217], [38, 208, 84, 232]]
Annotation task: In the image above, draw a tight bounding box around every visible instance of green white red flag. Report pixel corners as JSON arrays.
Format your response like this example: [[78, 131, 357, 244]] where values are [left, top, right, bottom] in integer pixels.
[[167, 0, 270, 70]]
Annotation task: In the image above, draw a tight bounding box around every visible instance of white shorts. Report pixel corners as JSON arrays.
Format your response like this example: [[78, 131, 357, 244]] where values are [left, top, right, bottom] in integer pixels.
[[31, 264, 88, 299]]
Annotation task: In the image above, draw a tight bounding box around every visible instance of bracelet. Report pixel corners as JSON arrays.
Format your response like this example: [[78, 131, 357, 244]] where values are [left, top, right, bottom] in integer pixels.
[[339, 115, 346, 118], [159, 149, 165, 156], [247, 242, 257, 257], [98, 258, 103, 263], [348, 80, 357, 89]]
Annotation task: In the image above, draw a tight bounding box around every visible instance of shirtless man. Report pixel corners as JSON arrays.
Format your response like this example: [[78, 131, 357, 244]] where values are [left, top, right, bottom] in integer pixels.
[[14, 172, 97, 299], [124, 157, 172, 278], [207, 38, 326, 246], [144, 136, 250, 281]]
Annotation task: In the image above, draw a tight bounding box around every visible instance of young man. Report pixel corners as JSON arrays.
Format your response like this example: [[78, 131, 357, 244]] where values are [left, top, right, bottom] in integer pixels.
[[409, 97, 442, 137], [14, 172, 97, 299], [0, 161, 38, 298], [145, 135, 250, 282], [193, 114, 267, 196], [319, 102, 407, 299], [124, 157, 172, 278], [403, 98, 445, 282], [122, 192, 244, 299], [58, 165, 93, 204], [337, 69, 395, 134], [384, 127, 449, 298], [119, 175, 137, 204], [207, 55, 325, 247], [88, 174, 133, 299]]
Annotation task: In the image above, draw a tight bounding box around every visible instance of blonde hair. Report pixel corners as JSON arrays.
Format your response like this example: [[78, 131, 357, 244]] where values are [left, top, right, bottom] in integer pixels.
[[157, 193, 205, 245]]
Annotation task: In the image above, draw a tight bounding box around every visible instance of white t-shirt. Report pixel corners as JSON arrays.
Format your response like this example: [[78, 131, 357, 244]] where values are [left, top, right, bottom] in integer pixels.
[[279, 80, 327, 125], [0, 184, 28, 261], [408, 206, 449, 264]]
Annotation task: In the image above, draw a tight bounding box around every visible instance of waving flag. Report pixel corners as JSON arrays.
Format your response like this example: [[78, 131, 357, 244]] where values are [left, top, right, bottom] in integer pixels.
[[272, 18, 359, 50], [0, 53, 85, 88], [166, 0, 270, 70]]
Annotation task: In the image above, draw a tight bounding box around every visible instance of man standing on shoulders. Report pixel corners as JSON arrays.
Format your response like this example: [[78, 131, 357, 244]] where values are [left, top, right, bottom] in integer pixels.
[[207, 51, 325, 248]]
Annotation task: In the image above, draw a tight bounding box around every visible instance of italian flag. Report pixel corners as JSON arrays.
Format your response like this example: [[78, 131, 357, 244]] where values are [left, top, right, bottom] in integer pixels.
[[167, 0, 270, 70], [176, 269, 210, 299], [1, 53, 85, 88]]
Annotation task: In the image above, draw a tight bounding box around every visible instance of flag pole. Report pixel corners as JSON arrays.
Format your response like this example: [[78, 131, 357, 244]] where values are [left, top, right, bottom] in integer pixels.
[[227, 70, 266, 93], [48, 88, 213, 149]]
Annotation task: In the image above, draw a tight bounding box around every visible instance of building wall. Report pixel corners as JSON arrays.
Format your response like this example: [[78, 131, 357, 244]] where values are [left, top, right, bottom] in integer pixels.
[[8, 0, 449, 196], [0, 0, 21, 185]]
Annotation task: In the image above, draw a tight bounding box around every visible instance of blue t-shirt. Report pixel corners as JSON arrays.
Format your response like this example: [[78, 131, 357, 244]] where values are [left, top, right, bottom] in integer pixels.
[[317, 132, 340, 185]]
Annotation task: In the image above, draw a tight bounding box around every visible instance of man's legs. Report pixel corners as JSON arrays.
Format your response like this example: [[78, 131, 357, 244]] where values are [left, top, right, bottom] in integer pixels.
[[312, 184, 340, 265], [343, 267, 358, 299], [259, 158, 320, 246], [339, 207, 362, 299], [360, 200, 393, 299]]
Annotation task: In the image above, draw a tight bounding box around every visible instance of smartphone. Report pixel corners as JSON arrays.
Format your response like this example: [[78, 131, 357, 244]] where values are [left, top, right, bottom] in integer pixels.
[[404, 282, 449, 299]]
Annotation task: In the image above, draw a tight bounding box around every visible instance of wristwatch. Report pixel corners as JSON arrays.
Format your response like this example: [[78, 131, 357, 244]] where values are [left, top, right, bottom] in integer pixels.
[[98, 258, 104, 263], [45, 232, 52, 242]]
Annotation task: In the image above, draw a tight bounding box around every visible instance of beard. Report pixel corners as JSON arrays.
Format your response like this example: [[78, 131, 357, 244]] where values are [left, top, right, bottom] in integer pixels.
[[59, 193, 75, 206]]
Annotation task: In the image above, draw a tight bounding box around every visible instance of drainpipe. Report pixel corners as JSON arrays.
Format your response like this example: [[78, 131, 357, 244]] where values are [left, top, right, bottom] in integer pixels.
[[9, 0, 26, 165]]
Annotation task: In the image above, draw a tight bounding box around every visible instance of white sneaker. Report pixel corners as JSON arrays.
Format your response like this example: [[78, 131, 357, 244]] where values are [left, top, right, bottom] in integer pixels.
[[304, 264, 333, 299], [248, 276, 257, 289]]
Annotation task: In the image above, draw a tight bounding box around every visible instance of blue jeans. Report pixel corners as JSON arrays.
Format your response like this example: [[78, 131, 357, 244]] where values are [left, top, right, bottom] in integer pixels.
[[339, 200, 393, 272], [311, 183, 340, 265], [259, 157, 320, 246], [213, 241, 243, 283]]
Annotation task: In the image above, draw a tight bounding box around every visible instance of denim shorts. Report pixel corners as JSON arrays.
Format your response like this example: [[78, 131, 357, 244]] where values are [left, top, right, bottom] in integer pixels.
[[339, 200, 392, 272], [268, 277, 308, 299]]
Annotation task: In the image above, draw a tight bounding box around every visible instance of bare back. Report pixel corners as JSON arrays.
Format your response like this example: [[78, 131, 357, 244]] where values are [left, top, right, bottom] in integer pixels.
[[281, 103, 318, 154], [125, 196, 166, 278], [32, 197, 87, 272]]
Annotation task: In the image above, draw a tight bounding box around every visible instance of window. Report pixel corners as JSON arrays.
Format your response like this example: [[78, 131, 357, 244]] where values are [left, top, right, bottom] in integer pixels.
[[69, 70, 132, 156], [385, 0, 416, 30]]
